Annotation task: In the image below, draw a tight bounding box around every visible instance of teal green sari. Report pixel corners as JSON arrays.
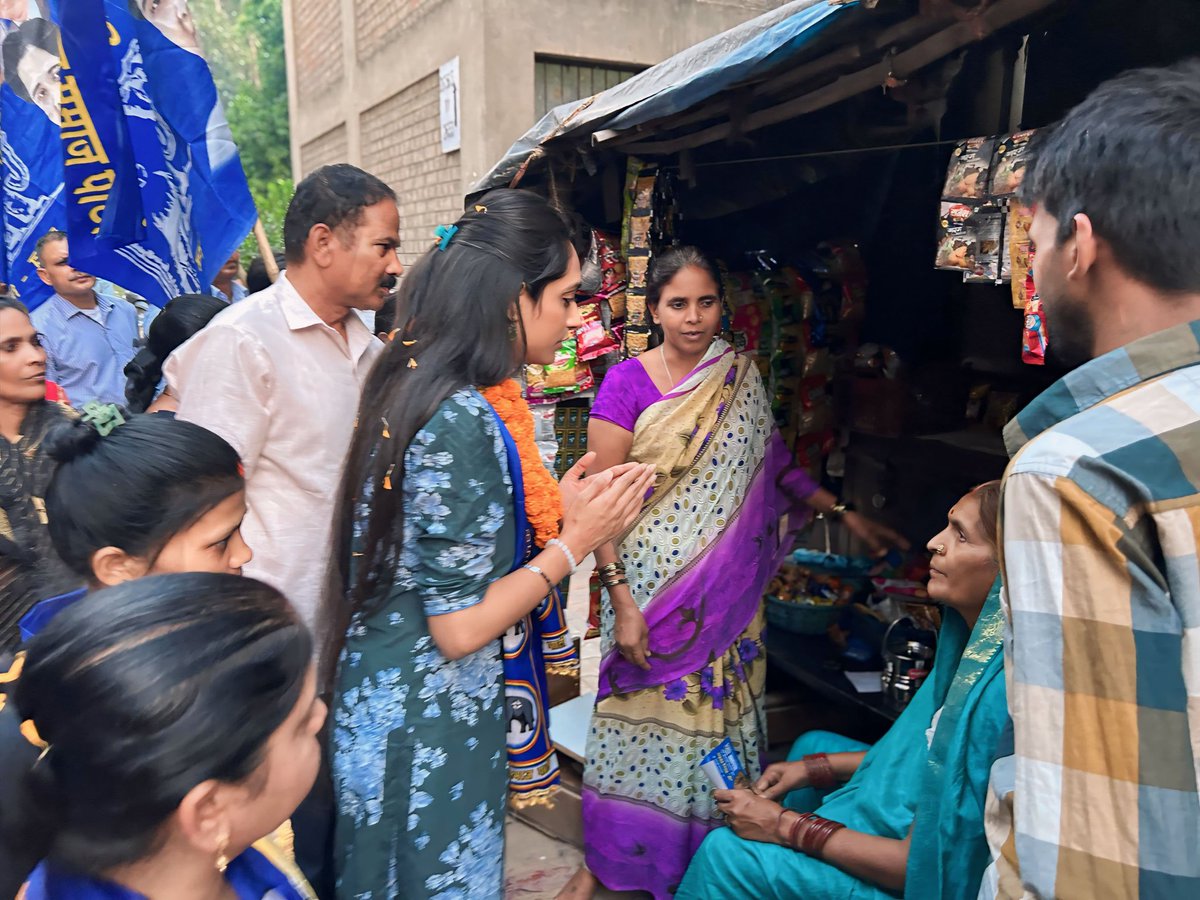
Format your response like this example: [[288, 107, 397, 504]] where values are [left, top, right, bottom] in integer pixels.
[[676, 580, 1006, 900]]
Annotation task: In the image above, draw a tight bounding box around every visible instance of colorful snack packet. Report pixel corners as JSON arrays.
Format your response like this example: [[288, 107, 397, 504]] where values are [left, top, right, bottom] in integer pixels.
[[699, 738, 752, 790], [990, 130, 1037, 197], [942, 137, 996, 200]]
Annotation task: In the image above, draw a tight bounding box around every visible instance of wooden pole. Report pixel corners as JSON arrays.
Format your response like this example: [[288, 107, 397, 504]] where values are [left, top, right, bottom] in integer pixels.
[[253, 218, 280, 283]]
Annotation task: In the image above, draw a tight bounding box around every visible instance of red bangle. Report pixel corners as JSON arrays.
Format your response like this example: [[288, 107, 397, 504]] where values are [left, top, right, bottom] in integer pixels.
[[799, 815, 846, 858], [787, 812, 813, 850], [803, 753, 838, 790]]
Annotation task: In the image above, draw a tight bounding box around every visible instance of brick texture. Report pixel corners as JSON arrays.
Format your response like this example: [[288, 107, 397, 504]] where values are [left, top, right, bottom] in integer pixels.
[[293, 0, 344, 102], [299, 124, 349, 178], [355, 0, 449, 63], [360, 73, 462, 266]]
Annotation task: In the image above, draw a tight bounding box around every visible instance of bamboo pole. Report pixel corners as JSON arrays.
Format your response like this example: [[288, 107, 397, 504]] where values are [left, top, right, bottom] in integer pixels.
[[253, 218, 280, 283]]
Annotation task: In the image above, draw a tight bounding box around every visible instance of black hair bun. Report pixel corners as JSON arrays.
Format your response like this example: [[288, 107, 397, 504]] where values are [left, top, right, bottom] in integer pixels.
[[45, 417, 104, 464]]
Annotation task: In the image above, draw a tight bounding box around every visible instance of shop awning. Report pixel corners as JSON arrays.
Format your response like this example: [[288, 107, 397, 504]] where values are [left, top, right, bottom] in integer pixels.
[[474, 0, 1060, 192]]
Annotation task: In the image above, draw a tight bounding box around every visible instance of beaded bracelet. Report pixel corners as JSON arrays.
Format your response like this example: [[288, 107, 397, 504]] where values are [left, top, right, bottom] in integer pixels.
[[522, 564, 554, 597], [547, 538, 578, 573]]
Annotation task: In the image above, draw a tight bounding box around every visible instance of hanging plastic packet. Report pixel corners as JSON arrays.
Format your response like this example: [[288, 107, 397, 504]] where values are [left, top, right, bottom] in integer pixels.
[[963, 206, 1004, 282], [576, 299, 620, 361], [1007, 202, 1035, 307], [990, 130, 1037, 197], [936, 202, 979, 272], [942, 137, 996, 200], [1022, 295, 1048, 366]]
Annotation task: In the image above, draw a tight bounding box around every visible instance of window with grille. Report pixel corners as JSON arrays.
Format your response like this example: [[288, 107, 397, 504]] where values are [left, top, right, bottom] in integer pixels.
[[534, 56, 642, 119]]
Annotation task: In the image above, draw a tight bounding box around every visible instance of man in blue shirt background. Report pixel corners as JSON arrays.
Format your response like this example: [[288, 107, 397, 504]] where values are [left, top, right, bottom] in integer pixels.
[[29, 230, 143, 407], [210, 249, 249, 304]]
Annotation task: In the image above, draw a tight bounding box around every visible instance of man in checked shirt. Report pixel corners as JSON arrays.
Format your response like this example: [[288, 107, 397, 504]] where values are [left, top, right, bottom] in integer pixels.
[[979, 61, 1200, 899]]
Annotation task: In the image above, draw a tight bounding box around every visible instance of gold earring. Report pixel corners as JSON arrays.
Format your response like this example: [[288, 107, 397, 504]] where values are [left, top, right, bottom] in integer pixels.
[[215, 829, 229, 874]]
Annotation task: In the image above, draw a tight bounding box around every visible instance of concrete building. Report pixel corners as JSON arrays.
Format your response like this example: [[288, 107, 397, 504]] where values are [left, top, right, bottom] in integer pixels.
[[282, 0, 787, 264]]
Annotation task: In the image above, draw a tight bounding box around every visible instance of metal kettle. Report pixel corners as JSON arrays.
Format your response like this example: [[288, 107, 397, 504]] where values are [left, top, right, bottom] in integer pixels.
[[880, 616, 936, 709]]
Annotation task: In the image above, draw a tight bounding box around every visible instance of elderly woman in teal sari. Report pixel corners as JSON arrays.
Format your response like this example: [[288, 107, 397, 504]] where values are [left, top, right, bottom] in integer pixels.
[[561, 248, 906, 900], [675, 480, 1006, 900]]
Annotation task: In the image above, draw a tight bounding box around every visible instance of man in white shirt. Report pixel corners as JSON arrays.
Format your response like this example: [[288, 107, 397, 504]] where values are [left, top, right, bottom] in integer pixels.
[[165, 164, 402, 633]]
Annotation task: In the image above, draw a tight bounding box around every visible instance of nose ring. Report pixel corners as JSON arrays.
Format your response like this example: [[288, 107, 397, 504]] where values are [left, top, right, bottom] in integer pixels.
[[934, 544, 946, 555]]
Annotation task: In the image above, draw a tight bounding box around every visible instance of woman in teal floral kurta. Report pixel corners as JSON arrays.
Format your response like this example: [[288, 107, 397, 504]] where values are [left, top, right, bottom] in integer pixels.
[[334, 389, 511, 898], [324, 191, 655, 900]]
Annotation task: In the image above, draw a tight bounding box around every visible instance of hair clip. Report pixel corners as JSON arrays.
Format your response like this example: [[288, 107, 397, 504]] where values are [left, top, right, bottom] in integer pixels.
[[383, 463, 396, 491], [381, 417, 391, 439], [401, 339, 417, 347], [19, 719, 47, 760], [474, 205, 488, 214], [408, 358, 418, 369], [434, 224, 458, 251], [80, 401, 126, 436]]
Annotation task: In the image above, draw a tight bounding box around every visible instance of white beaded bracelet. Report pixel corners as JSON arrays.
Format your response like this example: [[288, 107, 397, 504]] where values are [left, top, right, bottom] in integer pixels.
[[547, 538, 578, 574]]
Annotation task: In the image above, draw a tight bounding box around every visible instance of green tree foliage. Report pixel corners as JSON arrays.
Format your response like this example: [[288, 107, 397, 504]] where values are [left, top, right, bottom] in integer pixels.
[[190, 0, 291, 259]]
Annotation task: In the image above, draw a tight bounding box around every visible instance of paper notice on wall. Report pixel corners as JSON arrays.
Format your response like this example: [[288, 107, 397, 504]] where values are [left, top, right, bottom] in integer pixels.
[[439, 57, 461, 153]]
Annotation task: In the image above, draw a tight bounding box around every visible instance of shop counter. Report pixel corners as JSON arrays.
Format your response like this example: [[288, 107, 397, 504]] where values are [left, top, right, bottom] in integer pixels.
[[765, 629, 899, 732]]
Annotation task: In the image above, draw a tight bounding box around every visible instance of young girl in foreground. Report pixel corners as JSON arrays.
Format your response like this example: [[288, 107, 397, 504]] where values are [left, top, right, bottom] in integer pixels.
[[12, 573, 324, 900]]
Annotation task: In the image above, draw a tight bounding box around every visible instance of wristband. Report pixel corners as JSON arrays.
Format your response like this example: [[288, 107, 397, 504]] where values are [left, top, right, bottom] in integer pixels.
[[802, 753, 837, 790], [547, 538, 578, 574]]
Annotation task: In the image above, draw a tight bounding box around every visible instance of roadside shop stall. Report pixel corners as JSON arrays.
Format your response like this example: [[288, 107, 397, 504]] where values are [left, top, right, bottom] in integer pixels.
[[478, 0, 1200, 838]]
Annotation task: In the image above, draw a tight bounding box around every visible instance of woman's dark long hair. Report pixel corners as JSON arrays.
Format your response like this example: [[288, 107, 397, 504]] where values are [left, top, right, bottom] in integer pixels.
[[8, 573, 311, 875], [124, 293, 227, 412], [45, 414, 243, 578], [320, 188, 573, 681]]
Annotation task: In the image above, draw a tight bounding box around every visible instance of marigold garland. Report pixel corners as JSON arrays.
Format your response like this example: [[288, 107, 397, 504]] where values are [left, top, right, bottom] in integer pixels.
[[480, 379, 561, 548]]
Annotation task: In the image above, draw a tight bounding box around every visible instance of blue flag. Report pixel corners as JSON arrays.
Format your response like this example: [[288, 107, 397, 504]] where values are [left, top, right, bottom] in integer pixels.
[[1, 2, 256, 309]]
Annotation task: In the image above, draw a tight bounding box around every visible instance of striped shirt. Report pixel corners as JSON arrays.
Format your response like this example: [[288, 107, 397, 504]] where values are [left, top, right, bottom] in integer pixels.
[[980, 321, 1200, 899], [29, 292, 141, 407]]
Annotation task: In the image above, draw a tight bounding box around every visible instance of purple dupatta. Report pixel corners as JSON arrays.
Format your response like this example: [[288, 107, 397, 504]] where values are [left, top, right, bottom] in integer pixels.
[[598, 343, 800, 699]]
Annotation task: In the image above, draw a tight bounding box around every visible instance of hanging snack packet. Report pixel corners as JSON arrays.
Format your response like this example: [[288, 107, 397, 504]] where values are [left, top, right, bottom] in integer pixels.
[[576, 300, 620, 361], [1022, 294, 1048, 366], [624, 324, 651, 358], [963, 206, 1004, 283], [936, 202, 978, 271], [990, 130, 1037, 197], [942, 137, 995, 200], [1007, 202, 1035, 307]]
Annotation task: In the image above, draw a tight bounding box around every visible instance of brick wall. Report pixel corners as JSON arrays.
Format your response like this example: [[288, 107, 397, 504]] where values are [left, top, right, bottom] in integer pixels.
[[356, 0, 450, 64], [360, 73, 462, 266], [299, 125, 349, 178], [292, 0, 345, 102]]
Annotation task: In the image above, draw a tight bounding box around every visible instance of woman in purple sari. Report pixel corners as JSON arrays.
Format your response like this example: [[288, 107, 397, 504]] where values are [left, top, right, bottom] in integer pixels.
[[562, 248, 905, 899]]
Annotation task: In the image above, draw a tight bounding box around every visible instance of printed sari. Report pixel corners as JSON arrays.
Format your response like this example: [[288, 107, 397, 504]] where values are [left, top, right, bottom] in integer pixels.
[[582, 340, 802, 899]]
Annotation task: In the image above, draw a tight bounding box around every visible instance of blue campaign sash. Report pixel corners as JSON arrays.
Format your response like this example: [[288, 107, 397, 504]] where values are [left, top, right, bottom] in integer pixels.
[[487, 406, 579, 806], [24, 845, 312, 900]]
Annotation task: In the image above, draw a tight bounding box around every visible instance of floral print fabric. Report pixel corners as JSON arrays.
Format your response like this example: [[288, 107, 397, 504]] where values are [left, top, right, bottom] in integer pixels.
[[332, 388, 514, 899]]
